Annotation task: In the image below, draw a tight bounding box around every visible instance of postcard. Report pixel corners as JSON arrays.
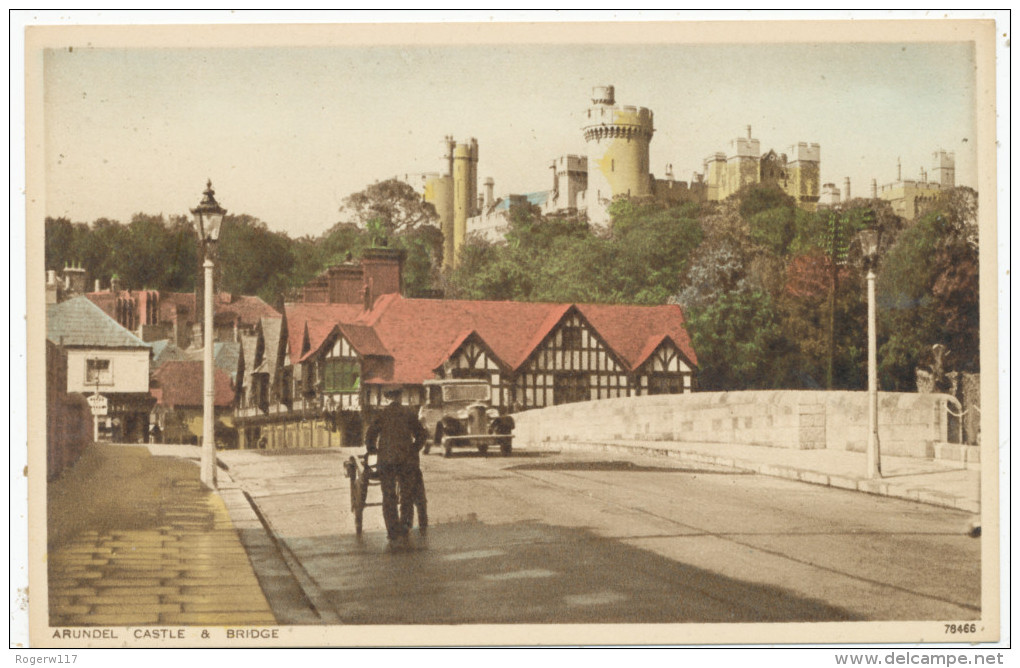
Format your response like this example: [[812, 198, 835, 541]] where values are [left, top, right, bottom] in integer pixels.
[[19, 13, 1003, 651]]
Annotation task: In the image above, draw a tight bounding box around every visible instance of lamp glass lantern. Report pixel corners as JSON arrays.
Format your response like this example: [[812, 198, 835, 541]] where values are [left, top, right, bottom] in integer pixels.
[[192, 179, 226, 254], [858, 228, 880, 265]]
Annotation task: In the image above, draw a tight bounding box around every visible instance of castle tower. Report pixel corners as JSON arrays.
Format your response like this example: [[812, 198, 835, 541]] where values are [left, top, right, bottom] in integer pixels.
[[452, 138, 479, 266], [786, 142, 821, 209], [726, 125, 761, 196], [843, 177, 851, 202], [581, 85, 654, 225], [424, 136, 456, 269], [933, 149, 955, 189]]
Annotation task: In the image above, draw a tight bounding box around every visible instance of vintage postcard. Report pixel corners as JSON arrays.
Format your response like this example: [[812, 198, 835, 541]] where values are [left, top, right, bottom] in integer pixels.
[[20, 14, 1003, 651]]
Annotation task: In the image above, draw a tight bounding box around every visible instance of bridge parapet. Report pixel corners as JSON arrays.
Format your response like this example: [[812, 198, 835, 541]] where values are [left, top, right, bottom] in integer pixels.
[[513, 391, 957, 459]]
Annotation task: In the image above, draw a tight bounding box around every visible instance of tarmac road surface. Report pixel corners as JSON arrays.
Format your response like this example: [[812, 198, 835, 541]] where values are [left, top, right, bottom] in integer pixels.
[[220, 447, 981, 626]]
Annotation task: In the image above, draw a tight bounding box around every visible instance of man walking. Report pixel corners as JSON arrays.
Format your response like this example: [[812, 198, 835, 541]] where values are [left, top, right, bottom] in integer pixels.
[[365, 387, 428, 545]]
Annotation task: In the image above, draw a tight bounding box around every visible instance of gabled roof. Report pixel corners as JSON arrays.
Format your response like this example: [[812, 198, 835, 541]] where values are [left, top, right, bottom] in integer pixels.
[[152, 360, 234, 408], [239, 334, 259, 389], [284, 302, 366, 364], [282, 294, 697, 386], [578, 302, 698, 369], [46, 296, 150, 349]]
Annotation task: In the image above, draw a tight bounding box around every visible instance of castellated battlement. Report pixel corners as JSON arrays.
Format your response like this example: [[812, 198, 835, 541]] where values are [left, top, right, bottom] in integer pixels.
[[788, 142, 821, 163], [583, 104, 654, 139], [932, 149, 955, 168], [591, 85, 615, 105], [730, 137, 761, 159], [555, 154, 588, 172]]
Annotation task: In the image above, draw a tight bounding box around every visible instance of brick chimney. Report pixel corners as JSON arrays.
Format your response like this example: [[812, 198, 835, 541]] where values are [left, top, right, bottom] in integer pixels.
[[327, 263, 365, 304], [360, 247, 404, 308]]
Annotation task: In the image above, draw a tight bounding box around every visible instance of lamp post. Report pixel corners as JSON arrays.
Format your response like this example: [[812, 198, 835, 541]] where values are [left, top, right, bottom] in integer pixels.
[[858, 227, 881, 479], [192, 180, 226, 490]]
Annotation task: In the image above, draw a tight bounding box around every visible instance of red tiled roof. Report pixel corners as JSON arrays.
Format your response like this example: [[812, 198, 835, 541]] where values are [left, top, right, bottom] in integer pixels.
[[151, 360, 234, 408], [216, 294, 281, 327], [578, 302, 698, 369], [285, 302, 365, 363], [283, 295, 697, 386]]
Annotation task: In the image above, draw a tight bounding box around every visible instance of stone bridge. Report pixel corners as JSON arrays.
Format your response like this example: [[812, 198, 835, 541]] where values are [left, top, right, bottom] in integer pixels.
[[513, 391, 963, 459]]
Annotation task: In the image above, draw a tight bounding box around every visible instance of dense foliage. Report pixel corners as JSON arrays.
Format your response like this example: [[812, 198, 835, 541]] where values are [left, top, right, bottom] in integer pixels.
[[46, 180, 979, 391]]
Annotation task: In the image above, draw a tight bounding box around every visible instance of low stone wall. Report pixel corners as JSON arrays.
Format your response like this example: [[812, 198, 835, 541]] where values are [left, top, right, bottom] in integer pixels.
[[513, 391, 957, 459]]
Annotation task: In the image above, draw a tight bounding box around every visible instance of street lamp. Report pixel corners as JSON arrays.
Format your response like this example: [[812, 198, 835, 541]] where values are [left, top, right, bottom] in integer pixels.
[[192, 180, 226, 490], [858, 227, 881, 479]]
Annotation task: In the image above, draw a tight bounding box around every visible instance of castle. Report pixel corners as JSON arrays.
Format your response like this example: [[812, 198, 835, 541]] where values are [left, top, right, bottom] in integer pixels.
[[401, 85, 824, 267], [399, 85, 958, 267], [817, 150, 956, 219]]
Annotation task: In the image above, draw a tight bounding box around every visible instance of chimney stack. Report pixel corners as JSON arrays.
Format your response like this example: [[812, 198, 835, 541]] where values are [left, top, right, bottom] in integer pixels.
[[746, 125, 752, 139], [484, 177, 494, 208], [870, 178, 878, 199], [360, 246, 405, 309], [843, 177, 851, 202]]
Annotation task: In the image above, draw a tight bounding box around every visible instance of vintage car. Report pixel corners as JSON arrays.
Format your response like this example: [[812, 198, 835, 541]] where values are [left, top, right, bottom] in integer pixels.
[[418, 379, 514, 457]]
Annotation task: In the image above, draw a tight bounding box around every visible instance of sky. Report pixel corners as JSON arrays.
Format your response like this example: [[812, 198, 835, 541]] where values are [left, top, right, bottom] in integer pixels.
[[40, 28, 979, 239]]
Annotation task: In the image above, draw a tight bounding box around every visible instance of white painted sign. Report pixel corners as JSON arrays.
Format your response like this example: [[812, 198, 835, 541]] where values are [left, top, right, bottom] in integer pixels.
[[87, 394, 108, 416]]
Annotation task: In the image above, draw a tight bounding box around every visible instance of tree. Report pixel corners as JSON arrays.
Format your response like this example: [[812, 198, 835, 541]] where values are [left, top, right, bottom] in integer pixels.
[[44, 217, 75, 271], [687, 289, 797, 390], [217, 214, 295, 303], [74, 218, 127, 289], [338, 179, 440, 237]]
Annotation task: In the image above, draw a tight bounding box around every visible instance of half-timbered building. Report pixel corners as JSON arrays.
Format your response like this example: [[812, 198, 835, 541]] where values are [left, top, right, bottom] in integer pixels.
[[232, 247, 698, 449]]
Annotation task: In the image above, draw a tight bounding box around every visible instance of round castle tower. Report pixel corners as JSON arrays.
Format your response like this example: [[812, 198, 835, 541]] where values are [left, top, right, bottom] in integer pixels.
[[581, 85, 655, 223]]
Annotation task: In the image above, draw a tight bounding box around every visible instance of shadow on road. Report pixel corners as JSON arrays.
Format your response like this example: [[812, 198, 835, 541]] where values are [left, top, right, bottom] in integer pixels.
[[286, 517, 863, 625]]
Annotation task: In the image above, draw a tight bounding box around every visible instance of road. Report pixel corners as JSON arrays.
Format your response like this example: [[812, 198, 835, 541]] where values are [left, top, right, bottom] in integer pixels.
[[220, 446, 981, 625]]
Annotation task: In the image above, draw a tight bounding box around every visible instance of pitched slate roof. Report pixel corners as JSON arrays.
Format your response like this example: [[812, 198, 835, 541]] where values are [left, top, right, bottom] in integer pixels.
[[214, 341, 241, 383], [284, 294, 697, 387], [259, 316, 284, 383], [46, 296, 150, 349], [150, 339, 188, 368], [151, 360, 234, 408], [239, 334, 259, 392]]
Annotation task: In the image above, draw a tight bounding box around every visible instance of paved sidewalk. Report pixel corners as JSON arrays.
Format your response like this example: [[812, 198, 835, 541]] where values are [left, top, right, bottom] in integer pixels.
[[47, 443, 276, 627], [526, 439, 981, 514]]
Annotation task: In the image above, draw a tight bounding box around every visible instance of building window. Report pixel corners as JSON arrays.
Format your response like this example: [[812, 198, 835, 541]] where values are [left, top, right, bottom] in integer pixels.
[[554, 373, 589, 405], [85, 358, 112, 385], [323, 358, 360, 393], [648, 375, 682, 395]]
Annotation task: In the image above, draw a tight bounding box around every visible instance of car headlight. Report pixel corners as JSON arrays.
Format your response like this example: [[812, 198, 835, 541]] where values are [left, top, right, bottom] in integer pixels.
[[455, 409, 469, 420]]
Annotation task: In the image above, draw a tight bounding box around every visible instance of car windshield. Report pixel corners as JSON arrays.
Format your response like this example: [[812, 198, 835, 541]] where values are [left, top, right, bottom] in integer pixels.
[[442, 384, 489, 403]]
